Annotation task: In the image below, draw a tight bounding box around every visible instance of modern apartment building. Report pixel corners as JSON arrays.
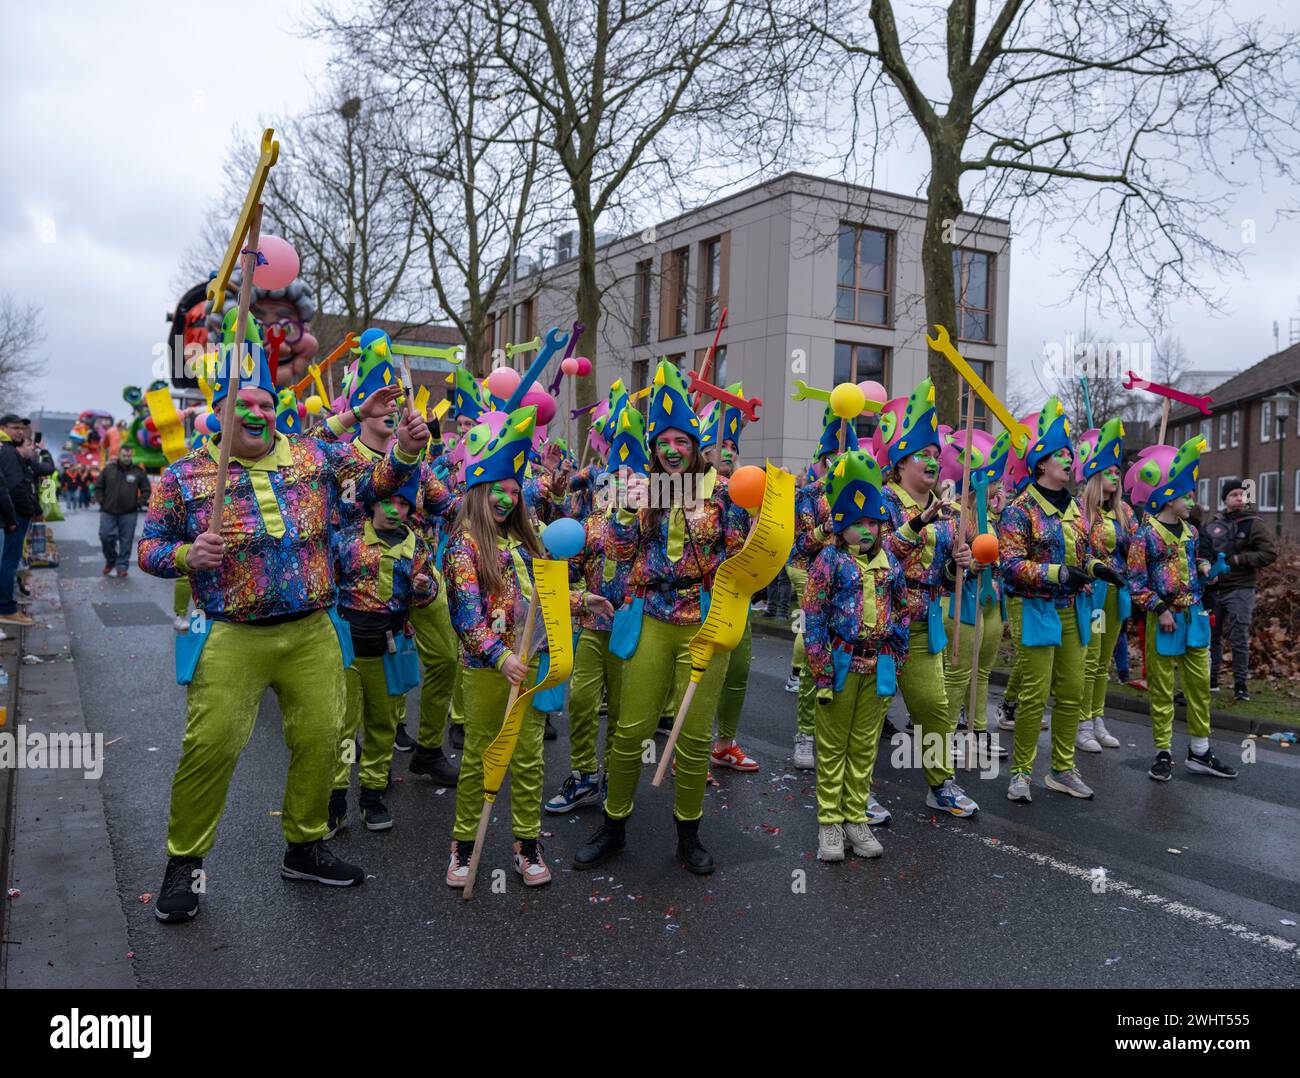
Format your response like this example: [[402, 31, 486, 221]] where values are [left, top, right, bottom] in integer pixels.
[[490, 172, 1011, 470]]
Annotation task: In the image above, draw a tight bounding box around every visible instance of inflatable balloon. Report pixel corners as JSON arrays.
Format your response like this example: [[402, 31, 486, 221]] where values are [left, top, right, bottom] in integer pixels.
[[971, 533, 999, 565], [728, 465, 766, 509], [253, 235, 300, 291], [829, 382, 865, 420], [575, 357, 592, 377], [522, 388, 557, 426], [485, 366, 522, 400], [859, 380, 888, 404], [542, 517, 585, 559], [561, 357, 579, 376]]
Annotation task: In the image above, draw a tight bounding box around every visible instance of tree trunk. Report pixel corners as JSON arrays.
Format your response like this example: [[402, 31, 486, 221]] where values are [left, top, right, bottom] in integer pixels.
[[921, 140, 964, 427], [573, 193, 600, 449]]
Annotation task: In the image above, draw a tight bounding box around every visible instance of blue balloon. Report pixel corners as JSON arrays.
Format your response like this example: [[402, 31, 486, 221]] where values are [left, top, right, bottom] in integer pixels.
[[542, 517, 585, 559]]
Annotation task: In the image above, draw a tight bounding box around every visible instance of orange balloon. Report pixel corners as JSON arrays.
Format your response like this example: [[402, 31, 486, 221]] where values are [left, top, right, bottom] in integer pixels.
[[971, 532, 999, 565], [728, 465, 766, 510]]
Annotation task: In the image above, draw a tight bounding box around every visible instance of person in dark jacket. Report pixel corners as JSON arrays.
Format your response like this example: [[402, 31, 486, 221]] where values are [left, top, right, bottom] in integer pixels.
[[1199, 478, 1278, 700], [0, 414, 52, 625], [95, 446, 151, 577]]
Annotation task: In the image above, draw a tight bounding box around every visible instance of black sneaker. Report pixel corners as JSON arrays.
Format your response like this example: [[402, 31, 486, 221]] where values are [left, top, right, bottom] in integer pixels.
[[675, 817, 715, 875], [393, 723, 415, 752], [326, 789, 348, 839], [1148, 750, 1173, 782], [956, 709, 968, 731], [155, 856, 203, 923], [573, 813, 627, 869], [409, 744, 459, 786], [359, 789, 393, 831], [1173, 691, 1187, 706], [1186, 748, 1238, 779], [449, 723, 465, 751], [544, 714, 558, 741], [1234, 686, 1251, 702], [1209, 673, 1220, 693], [281, 840, 365, 886]]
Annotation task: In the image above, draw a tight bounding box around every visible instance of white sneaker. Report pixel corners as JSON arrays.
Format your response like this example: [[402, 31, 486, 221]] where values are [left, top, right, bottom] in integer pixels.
[[817, 823, 845, 862], [1075, 720, 1102, 754], [1093, 716, 1120, 748], [173, 614, 190, 632], [793, 732, 815, 769], [996, 700, 1017, 730], [784, 673, 800, 693], [843, 821, 883, 858], [1045, 768, 1094, 799], [1007, 772, 1033, 802], [866, 792, 892, 826]]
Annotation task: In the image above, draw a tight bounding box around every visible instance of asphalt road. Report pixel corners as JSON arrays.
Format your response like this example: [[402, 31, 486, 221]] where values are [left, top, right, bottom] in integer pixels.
[[45, 509, 1300, 988]]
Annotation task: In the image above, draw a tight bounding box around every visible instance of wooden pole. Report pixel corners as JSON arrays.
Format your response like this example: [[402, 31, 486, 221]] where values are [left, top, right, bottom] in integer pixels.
[[652, 678, 702, 787], [951, 383, 975, 655], [462, 591, 539, 901], [1157, 398, 1171, 445], [206, 204, 263, 537]]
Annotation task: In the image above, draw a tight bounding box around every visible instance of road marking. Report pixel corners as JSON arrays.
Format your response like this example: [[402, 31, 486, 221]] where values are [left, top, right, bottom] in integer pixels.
[[916, 812, 1299, 958]]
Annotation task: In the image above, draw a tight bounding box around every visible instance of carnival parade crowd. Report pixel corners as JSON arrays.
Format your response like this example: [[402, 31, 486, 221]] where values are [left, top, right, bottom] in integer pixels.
[[136, 313, 1244, 925]]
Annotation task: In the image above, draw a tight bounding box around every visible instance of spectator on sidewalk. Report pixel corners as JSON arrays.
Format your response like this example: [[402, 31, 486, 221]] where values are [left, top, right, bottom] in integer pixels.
[[0, 414, 53, 626], [1200, 479, 1277, 701], [95, 446, 151, 578]]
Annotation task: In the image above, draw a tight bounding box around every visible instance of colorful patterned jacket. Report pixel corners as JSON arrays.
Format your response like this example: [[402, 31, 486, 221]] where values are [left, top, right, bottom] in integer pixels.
[[138, 433, 418, 623], [607, 468, 749, 626], [570, 510, 632, 632], [444, 530, 583, 669], [1086, 504, 1139, 579], [1127, 517, 1209, 614], [880, 482, 957, 621], [789, 474, 831, 574], [999, 484, 1102, 608], [802, 543, 910, 688], [335, 519, 436, 614]]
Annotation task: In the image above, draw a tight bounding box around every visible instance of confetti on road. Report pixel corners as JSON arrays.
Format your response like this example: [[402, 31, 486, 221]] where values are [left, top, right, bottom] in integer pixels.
[[7, 888, 20, 898], [138, 893, 153, 904], [1166, 848, 1182, 855]]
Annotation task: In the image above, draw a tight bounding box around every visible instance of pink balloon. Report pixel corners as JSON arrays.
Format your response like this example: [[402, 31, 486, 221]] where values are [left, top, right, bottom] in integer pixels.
[[560, 356, 579, 376], [485, 366, 521, 399], [859, 380, 887, 404], [253, 235, 300, 290], [575, 357, 592, 376], [522, 388, 557, 426]]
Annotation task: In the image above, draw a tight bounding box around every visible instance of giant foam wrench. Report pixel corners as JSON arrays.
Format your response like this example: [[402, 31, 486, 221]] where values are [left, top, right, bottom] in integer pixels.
[[924, 325, 1033, 455]]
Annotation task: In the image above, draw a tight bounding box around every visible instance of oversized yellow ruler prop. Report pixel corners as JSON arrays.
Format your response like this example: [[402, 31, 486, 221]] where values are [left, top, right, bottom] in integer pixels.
[[462, 557, 574, 900], [207, 129, 279, 311], [145, 388, 188, 463], [653, 463, 796, 786]]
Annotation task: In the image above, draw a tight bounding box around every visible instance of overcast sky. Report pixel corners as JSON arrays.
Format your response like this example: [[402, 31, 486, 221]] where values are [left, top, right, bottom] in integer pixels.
[[2, 1, 1298, 419]]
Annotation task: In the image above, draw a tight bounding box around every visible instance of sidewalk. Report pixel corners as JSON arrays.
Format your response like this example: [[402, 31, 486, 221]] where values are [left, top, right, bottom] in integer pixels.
[[0, 551, 134, 988]]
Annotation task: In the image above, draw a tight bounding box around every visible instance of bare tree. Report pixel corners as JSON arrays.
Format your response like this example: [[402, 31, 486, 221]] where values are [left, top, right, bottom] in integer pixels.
[[0, 295, 45, 413], [803, 0, 1300, 424]]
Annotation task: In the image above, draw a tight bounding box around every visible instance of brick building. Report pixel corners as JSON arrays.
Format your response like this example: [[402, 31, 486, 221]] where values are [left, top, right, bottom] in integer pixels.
[[1167, 345, 1300, 540]]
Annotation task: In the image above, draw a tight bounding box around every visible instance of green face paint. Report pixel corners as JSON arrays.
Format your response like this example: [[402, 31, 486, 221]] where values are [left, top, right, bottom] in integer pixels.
[[1051, 449, 1073, 469], [657, 438, 686, 468], [377, 498, 401, 524], [235, 399, 271, 442], [490, 483, 514, 516]]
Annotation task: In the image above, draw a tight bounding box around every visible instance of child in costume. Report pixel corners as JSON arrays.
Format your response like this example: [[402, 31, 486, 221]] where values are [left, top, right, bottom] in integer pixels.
[[1126, 436, 1237, 782], [444, 406, 606, 888], [999, 398, 1123, 803], [329, 473, 436, 834], [139, 311, 427, 923], [876, 379, 977, 817], [1075, 418, 1135, 753], [573, 361, 749, 875], [995, 423, 1035, 734], [803, 451, 910, 862], [543, 395, 645, 813]]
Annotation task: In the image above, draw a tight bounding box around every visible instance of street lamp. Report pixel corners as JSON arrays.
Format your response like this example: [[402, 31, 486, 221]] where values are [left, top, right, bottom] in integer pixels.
[[1264, 392, 1294, 538]]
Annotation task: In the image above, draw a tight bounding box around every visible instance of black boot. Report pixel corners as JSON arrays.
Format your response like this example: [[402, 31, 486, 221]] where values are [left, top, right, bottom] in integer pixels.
[[410, 744, 459, 786], [573, 812, 627, 869], [675, 817, 715, 875], [155, 856, 203, 923]]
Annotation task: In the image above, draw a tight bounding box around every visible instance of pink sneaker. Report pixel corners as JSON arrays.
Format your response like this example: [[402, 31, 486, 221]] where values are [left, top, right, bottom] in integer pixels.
[[446, 839, 472, 888], [512, 838, 552, 887], [710, 741, 760, 772]]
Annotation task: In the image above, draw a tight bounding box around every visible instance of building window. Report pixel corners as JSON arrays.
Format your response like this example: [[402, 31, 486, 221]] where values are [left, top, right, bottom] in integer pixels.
[[1258, 471, 1280, 511], [694, 344, 727, 386], [1200, 418, 1212, 450], [1197, 478, 1210, 510], [673, 249, 690, 337], [1231, 410, 1240, 447], [953, 248, 993, 342], [658, 247, 690, 341], [631, 358, 649, 405], [1218, 415, 1227, 450], [634, 260, 652, 345], [834, 341, 890, 438], [699, 237, 722, 332], [1261, 400, 1273, 442], [667, 353, 688, 375], [836, 224, 891, 327], [513, 298, 536, 345]]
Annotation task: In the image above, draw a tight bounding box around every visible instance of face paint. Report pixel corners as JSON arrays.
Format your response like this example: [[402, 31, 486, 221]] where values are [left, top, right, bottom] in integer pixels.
[[490, 483, 514, 517], [235, 399, 272, 442], [1051, 449, 1073, 469], [657, 438, 685, 468], [377, 498, 401, 524]]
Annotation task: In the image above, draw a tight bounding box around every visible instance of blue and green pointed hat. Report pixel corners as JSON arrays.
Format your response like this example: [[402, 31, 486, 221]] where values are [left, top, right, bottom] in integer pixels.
[[366, 469, 422, 510], [817, 404, 859, 459], [979, 429, 1012, 486], [210, 309, 274, 405], [878, 378, 940, 468], [826, 450, 889, 531], [608, 398, 650, 475], [646, 360, 702, 443], [451, 364, 487, 422], [720, 382, 747, 448], [699, 401, 722, 449], [1078, 416, 1125, 480], [1139, 434, 1205, 512], [1024, 396, 1073, 475], [464, 405, 537, 490], [275, 387, 301, 435], [350, 328, 400, 411]]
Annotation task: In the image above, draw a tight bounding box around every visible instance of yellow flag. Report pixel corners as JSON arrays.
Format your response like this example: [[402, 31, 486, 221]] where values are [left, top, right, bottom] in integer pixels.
[[687, 462, 795, 681], [145, 387, 188, 463], [480, 558, 574, 800]]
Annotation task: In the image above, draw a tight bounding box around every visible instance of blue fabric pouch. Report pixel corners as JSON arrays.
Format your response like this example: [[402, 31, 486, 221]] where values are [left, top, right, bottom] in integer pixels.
[[610, 596, 645, 660], [1074, 591, 1093, 647], [831, 646, 851, 692], [875, 653, 897, 697], [1020, 596, 1062, 647], [1155, 610, 1188, 656], [1187, 602, 1210, 649], [382, 632, 422, 695], [1118, 585, 1132, 621], [326, 606, 355, 669], [947, 581, 978, 626], [927, 596, 948, 653], [531, 630, 581, 712], [174, 614, 213, 686], [701, 588, 712, 621]]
